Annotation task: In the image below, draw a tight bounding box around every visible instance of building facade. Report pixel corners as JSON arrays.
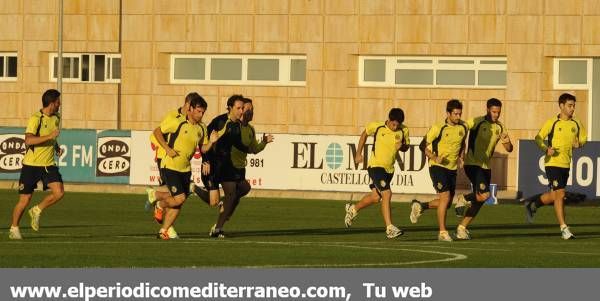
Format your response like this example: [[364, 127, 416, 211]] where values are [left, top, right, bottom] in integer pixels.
[[1, 0, 600, 192]]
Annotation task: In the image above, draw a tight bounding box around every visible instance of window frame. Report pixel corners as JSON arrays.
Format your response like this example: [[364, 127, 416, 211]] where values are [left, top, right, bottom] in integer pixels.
[[358, 55, 507, 89], [49, 53, 121, 83], [170, 54, 307, 86], [553, 58, 591, 90], [0, 52, 18, 82], [552, 57, 594, 139]]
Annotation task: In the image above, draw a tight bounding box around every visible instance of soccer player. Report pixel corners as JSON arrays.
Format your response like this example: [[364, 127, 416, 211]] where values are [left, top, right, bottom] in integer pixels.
[[9, 89, 64, 239], [523, 93, 586, 239], [206, 95, 253, 238], [409, 99, 469, 242], [452, 98, 513, 240], [214, 97, 273, 229], [190, 96, 237, 210], [146, 92, 195, 238], [343, 108, 410, 239], [149, 95, 218, 239]]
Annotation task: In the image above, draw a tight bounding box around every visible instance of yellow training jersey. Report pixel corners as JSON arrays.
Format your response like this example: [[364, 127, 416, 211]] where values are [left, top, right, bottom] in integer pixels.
[[231, 123, 267, 169], [366, 121, 410, 173], [150, 108, 184, 160], [159, 116, 207, 172], [426, 120, 469, 171], [464, 116, 506, 170], [23, 110, 60, 167], [535, 115, 587, 168]]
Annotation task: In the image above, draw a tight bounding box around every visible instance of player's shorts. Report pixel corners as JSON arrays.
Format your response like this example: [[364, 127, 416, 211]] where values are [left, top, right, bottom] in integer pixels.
[[219, 159, 246, 182], [464, 165, 491, 194], [367, 167, 394, 193], [545, 166, 569, 191], [162, 168, 192, 197], [18, 164, 63, 194], [201, 160, 221, 190], [429, 165, 457, 193]]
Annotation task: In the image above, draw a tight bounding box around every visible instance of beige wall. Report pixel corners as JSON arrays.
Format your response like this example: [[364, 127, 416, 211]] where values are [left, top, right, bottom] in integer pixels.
[[1, 0, 599, 190]]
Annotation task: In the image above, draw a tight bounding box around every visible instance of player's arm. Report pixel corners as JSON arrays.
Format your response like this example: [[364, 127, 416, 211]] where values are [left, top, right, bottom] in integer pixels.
[[156, 118, 180, 157], [355, 130, 368, 164], [222, 123, 251, 153], [424, 126, 444, 164], [398, 127, 410, 152], [201, 128, 219, 153], [24, 117, 59, 146], [24, 132, 59, 146], [153, 126, 177, 157], [249, 133, 272, 154], [535, 120, 553, 155], [500, 125, 513, 152], [573, 120, 587, 148]]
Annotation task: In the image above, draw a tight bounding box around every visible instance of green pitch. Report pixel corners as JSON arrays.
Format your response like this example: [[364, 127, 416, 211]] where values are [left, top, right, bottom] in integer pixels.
[[1, 189, 599, 267]]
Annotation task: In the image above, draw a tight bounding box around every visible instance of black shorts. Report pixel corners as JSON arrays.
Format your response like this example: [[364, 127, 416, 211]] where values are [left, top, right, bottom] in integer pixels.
[[429, 165, 457, 193], [368, 167, 394, 193], [545, 166, 569, 191], [464, 165, 491, 194], [201, 160, 221, 190], [19, 164, 63, 194], [219, 159, 246, 182], [156, 158, 166, 186], [162, 168, 192, 197]]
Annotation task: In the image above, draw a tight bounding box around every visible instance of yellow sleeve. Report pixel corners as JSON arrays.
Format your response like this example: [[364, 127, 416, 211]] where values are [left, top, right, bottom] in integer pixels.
[[160, 116, 179, 134], [365, 122, 379, 136], [248, 127, 267, 154], [535, 119, 553, 152], [426, 124, 441, 144], [25, 115, 41, 135], [498, 121, 507, 134], [576, 119, 588, 146], [402, 126, 410, 145], [465, 118, 476, 130]]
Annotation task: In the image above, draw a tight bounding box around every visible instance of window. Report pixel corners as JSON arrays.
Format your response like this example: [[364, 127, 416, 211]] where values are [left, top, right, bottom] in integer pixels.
[[170, 54, 307, 86], [0, 53, 18, 81], [359, 56, 507, 88], [553, 58, 595, 140], [49, 53, 121, 83], [553, 58, 590, 89]]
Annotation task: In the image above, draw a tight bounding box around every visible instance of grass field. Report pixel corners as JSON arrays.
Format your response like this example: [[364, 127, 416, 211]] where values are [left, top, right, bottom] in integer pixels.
[[1, 189, 599, 268]]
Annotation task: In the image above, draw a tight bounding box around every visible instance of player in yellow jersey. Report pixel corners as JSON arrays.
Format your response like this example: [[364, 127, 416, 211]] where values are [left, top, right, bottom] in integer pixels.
[[343, 108, 410, 239], [409, 99, 469, 242], [523, 93, 587, 239], [9, 89, 64, 239], [147, 93, 193, 204], [452, 98, 513, 240], [149, 95, 218, 239]]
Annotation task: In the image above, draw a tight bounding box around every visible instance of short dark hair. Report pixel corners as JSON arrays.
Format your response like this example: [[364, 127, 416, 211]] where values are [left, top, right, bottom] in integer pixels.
[[558, 93, 576, 105], [446, 99, 463, 113], [42, 89, 61, 107], [486, 98, 502, 108], [189, 94, 207, 110], [388, 108, 404, 124], [242, 97, 253, 104], [227, 94, 245, 108], [185, 92, 200, 104]]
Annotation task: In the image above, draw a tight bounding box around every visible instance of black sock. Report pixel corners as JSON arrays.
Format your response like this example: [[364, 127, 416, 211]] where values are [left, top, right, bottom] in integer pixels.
[[524, 193, 543, 209], [420, 202, 429, 211], [465, 193, 476, 203], [465, 201, 484, 218]]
